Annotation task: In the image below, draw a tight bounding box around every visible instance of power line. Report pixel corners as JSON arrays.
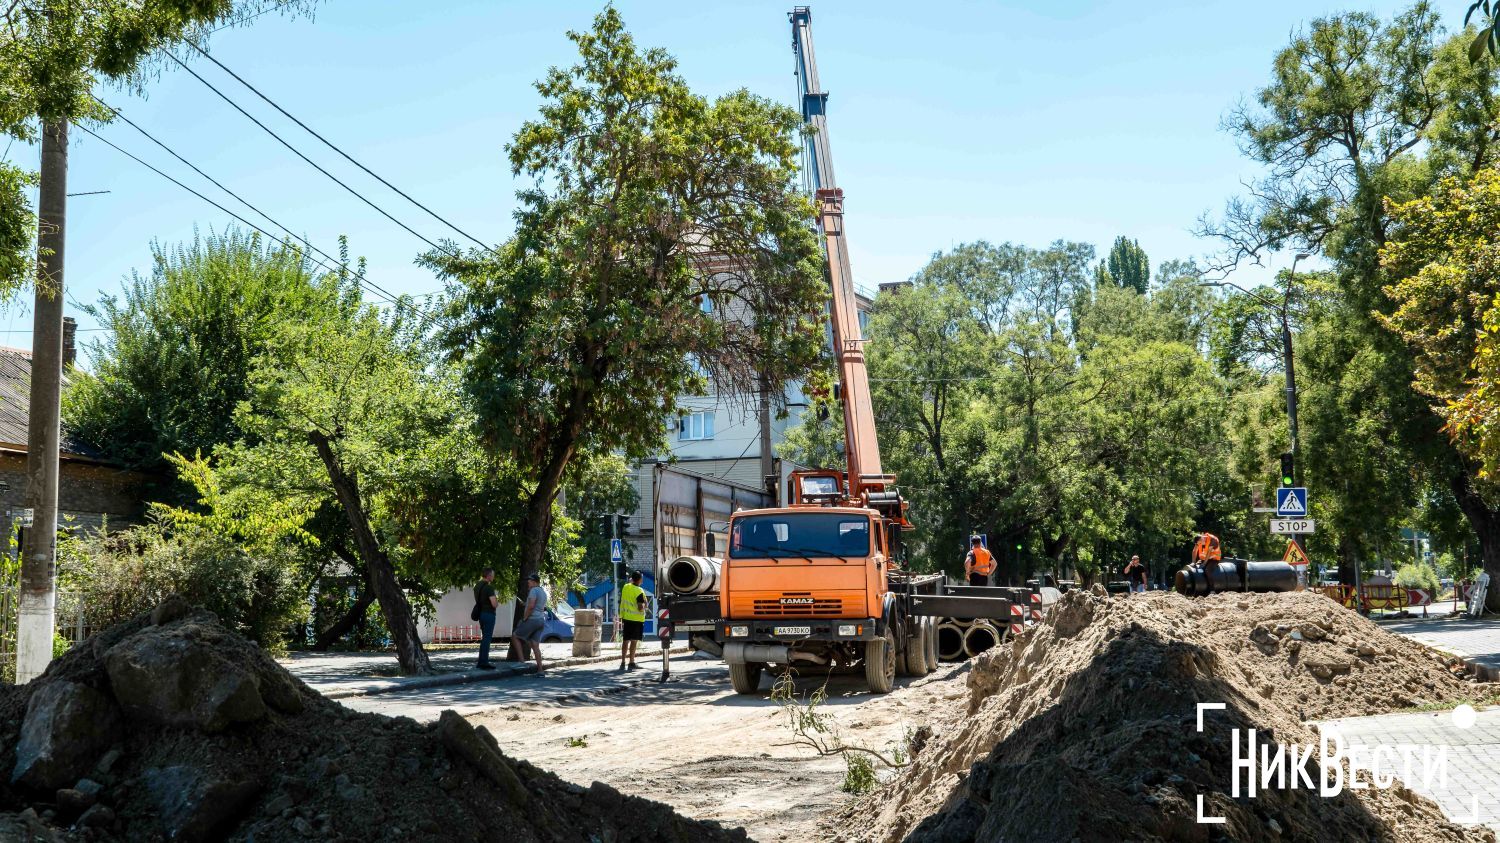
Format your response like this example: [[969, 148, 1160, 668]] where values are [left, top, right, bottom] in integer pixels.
[[183, 40, 495, 254], [89, 94, 339, 281], [163, 51, 458, 260], [202, 0, 301, 36], [72, 121, 400, 307]]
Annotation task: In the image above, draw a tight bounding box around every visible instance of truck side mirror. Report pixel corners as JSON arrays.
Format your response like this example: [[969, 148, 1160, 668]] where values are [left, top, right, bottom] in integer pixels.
[[705, 533, 717, 557]]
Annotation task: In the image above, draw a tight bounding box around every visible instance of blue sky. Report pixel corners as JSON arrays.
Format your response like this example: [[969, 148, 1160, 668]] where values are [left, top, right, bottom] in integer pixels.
[[0, 0, 1434, 359]]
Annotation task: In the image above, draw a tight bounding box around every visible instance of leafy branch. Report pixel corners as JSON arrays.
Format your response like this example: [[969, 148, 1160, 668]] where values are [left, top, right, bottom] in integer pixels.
[[769, 670, 910, 772], [1467, 1, 1500, 62]]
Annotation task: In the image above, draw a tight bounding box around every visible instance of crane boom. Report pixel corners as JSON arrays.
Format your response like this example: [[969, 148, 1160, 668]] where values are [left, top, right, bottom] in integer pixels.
[[790, 7, 885, 499]]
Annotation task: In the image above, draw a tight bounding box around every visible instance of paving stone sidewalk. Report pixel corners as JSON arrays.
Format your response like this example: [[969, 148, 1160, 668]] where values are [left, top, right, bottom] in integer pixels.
[[1319, 707, 1500, 833], [1383, 616, 1500, 681], [279, 642, 688, 699]]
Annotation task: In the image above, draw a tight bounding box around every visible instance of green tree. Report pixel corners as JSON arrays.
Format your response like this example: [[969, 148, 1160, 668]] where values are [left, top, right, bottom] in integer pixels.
[[788, 240, 1228, 586], [65, 230, 357, 480], [1383, 170, 1500, 606], [426, 9, 826, 602], [1097, 236, 1151, 294], [225, 306, 472, 675], [1200, 4, 1500, 588]]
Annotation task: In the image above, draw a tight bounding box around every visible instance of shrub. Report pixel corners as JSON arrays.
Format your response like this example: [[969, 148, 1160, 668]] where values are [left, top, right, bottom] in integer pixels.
[[1394, 560, 1441, 594], [57, 522, 308, 653]]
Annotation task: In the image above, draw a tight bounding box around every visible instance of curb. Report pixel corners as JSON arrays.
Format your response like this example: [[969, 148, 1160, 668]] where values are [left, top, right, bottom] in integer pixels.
[[1405, 640, 1500, 684], [318, 646, 694, 700]]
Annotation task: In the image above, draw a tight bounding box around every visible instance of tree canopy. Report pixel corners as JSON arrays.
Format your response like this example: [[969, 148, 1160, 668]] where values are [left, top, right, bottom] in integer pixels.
[[65, 231, 358, 481], [426, 8, 827, 599]]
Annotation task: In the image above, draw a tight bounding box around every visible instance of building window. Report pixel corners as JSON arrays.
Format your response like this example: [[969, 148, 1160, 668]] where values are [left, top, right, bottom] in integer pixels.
[[699, 295, 716, 314], [678, 411, 715, 441]]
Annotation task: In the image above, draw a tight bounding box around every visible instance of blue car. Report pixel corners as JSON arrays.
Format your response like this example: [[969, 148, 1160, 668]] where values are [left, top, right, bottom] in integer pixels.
[[538, 603, 575, 643]]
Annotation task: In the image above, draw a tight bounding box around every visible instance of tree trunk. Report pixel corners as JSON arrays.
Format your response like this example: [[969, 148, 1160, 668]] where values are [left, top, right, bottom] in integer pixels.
[[309, 430, 433, 675], [1450, 468, 1500, 613], [1337, 536, 1358, 588], [507, 378, 595, 658], [313, 585, 375, 651]]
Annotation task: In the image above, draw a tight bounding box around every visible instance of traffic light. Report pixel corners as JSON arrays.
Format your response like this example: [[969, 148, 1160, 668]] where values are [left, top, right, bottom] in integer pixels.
[[1280, 452, 1295, 487]]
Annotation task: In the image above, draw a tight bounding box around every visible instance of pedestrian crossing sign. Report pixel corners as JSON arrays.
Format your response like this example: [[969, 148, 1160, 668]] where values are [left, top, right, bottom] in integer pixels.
[[1275, 487, 1307, 517]]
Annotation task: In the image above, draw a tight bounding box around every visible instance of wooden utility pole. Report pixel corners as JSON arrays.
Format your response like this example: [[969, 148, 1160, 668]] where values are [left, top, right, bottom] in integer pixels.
[[15, 120, 67, 684]]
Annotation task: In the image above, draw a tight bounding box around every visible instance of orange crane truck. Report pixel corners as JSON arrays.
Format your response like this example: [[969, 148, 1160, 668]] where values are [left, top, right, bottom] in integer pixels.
[[668, 7, 1028, 695]]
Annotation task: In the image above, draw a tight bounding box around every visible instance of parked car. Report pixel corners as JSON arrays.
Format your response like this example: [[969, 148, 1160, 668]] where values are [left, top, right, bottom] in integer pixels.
[[539, 602, 575, 643]]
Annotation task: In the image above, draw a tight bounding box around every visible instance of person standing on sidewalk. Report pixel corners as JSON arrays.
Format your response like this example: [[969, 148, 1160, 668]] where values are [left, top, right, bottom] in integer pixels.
[[619, 571, 648, 671], [513, 573, 550, 674], [474, 568, 500, 670]]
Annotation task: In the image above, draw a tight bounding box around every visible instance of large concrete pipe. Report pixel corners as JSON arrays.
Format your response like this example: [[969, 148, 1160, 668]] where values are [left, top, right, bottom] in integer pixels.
[[937, 622, 967, 661], [963, 621, 1001, 657], [667, 555, 721, 595], [1174, 559, 1298, 596]]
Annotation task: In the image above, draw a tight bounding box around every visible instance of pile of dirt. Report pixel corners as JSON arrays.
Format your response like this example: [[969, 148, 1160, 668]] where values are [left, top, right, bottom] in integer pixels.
[[0, 597, 745, 842], [839, 590, 1499, 843]]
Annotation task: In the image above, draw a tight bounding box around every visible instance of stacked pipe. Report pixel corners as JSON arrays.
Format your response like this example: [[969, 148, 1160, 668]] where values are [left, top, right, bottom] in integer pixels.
[[666, 556, 721, 595]]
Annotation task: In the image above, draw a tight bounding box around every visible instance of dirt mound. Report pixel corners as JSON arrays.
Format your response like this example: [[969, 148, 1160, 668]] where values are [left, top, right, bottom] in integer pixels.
[[0, 597, 745, 842], [839, 590, 1498, 843]]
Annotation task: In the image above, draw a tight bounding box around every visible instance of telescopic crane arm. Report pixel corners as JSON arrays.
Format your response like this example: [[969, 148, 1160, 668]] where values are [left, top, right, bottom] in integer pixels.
[[790, 7, 888, 504]]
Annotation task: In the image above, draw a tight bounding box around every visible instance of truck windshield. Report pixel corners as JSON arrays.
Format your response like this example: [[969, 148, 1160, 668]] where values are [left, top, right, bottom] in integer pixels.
[[729, 513, 871, 559]]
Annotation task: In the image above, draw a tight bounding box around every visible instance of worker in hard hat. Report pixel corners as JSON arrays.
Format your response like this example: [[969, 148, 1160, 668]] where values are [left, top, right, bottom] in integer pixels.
[[964, 536, 995, 586]]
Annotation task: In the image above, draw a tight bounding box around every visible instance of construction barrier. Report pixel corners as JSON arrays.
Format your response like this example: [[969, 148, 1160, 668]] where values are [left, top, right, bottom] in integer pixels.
[[1320, 585, 1435, 615]]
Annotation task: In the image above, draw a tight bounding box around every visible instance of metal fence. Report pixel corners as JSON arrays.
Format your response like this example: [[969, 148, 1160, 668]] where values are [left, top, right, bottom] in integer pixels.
[[1, 584, 90, 684]]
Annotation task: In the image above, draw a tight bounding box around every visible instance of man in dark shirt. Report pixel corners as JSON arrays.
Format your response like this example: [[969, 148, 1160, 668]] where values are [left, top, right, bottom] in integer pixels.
[[1123, 555, 1147, 594], [474, 568, 499, 669]]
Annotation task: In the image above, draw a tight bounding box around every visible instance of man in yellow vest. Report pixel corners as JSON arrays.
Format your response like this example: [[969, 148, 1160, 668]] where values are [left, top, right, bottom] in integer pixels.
[[619, 570, 648, 671], [964, 536, 995, 587]]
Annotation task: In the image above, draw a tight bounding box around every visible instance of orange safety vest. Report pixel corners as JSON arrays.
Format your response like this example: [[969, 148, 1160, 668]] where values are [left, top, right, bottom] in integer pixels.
[[969, 545, 995, 575], [1193, 533, 1222, 564]]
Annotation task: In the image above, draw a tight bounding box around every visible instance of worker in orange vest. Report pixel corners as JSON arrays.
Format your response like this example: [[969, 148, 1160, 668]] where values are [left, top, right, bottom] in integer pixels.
[[964, 536, 995, 586], [1192, 533, 1222, 565]]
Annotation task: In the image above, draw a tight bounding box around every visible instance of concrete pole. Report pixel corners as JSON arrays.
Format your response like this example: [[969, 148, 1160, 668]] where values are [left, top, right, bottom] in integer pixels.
[[16, 120, 67, 684], [758, 372, 775, 503]]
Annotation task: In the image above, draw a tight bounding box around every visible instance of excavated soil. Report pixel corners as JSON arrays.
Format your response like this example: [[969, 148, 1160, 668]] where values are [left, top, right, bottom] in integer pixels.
[[0, 598, 745, 843], [837, 590, 1499, 843]]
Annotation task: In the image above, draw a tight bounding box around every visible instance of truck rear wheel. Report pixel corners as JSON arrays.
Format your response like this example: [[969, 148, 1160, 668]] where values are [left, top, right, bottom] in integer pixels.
[[729, 661, 764, 694], [923, 617, 938, 672], [904, 621, 929, 676], [864, 631, 895, 694]]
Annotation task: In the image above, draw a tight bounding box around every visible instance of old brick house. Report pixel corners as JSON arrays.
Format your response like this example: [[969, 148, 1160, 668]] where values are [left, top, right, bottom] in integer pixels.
[[0, 321, 154, 534]]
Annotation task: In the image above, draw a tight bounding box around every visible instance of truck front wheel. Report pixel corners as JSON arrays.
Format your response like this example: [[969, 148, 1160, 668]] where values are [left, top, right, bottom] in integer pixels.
[[864, 631, 895, 694], [729, 660, 764, 694]]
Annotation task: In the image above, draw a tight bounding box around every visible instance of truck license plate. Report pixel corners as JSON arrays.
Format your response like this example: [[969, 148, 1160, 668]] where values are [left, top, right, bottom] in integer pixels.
[[775, 626, 812, 636]]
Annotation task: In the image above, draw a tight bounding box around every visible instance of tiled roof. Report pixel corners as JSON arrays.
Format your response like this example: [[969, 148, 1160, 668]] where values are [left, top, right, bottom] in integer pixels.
[[0, 346, 101, 459]]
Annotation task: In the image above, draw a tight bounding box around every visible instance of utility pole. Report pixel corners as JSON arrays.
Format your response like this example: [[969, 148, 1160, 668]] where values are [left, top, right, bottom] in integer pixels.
[[1283, 253, 1308, 473], [16, 120, 67, 684], [758, 371, 775, 503]]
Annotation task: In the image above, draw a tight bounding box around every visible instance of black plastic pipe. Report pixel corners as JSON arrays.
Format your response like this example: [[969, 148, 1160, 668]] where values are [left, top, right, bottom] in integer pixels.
[[1174, 559, 1298, 596]]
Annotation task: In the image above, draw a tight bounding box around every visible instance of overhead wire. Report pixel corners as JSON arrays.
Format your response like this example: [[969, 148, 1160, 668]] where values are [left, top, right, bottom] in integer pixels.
[[71, 121, 401, 307], [88, 94, 340, 280], [202, 0, 302, 36], [182, 40, 496, 254], [162, 51, 459, 260]]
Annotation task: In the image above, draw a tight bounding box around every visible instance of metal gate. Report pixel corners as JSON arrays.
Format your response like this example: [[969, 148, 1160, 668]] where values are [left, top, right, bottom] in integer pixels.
[[2, 582, 90, 684]]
